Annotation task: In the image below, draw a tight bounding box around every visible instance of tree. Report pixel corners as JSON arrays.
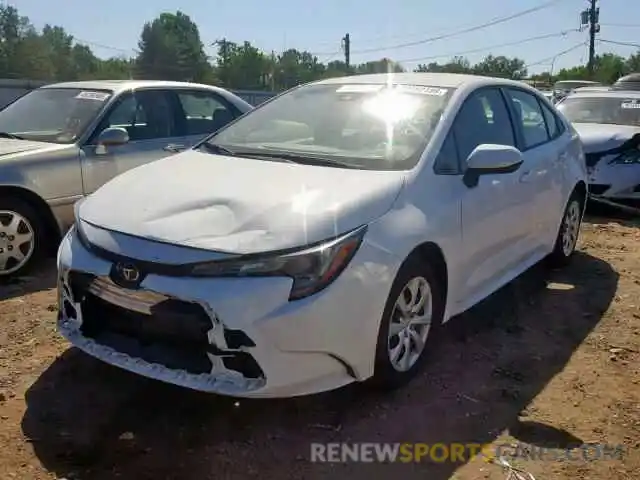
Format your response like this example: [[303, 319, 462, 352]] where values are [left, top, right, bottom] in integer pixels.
[[215, 40, 271, 90], [135, 11, 211, 82], [40, 25, 77, 81], [0, 5, 44, 78], [71, 44, 100, 80], [3, 4, 640, 91], [275, 48, 326, 89], [415, 56, 471, 74], [472, 54, 527, 79], [355, 58, 404, 75]]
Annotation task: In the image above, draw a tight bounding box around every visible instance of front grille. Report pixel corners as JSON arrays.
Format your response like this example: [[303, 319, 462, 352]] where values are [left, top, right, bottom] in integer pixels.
[[67, 272, 264, 379], [80, 292, 212, 349], [589, 184, 610, 195]]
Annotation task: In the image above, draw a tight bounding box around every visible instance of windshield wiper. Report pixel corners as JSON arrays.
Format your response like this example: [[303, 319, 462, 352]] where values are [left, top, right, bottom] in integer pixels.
[[199, 142, 238, 156], [245, 150, 359, 169], [199, 142, 359, 168], [0, 132, 25, 140]]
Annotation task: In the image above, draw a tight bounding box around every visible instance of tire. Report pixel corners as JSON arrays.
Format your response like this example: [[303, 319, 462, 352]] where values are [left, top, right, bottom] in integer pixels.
[[0, 197, 45, 278], [369, 255, 445, 390], [547, 191, 584, 268]]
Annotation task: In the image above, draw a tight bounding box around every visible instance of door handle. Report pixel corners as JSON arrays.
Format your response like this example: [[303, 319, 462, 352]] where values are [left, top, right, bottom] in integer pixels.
[[519, 170, 532, 183], [163, 143, 187, 153]]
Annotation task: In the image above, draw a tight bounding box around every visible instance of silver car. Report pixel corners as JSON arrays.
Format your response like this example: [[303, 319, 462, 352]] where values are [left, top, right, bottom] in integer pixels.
[[0, 80, 252, 277], [556, 89, 640, 200]]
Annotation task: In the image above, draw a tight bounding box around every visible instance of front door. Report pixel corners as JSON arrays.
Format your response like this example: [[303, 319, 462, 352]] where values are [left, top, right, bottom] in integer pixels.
[[454, 87, 534, 301], [80, 89, 184, 194]]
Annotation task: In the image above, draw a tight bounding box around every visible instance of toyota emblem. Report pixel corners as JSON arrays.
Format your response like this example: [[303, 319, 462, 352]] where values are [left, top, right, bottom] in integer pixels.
[[116, 263, 140, 282]]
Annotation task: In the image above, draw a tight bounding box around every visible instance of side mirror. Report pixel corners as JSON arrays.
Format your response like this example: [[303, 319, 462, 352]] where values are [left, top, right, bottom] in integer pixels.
[[463, 144, 523, 188], [96, 127, 129, 147]]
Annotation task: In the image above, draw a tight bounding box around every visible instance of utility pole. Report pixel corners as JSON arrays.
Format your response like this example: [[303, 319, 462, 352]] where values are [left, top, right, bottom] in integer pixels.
[[584, 0, 600, 77], [342, 34, 350, 71]]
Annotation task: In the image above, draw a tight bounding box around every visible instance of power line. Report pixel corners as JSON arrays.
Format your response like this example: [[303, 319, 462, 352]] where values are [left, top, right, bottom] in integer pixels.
[[307, 0, 568, 51], [63, 0, 568, 62], [598, 38, 640, 49], [347, 0, 569, 55], [396, 29, 579, 64], [73, 37, 135, 54], [523, 42, 586, 69]]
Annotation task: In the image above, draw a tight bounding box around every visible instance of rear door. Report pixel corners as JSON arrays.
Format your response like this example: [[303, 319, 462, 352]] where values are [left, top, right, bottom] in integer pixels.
[[80, 89, 183, 193], [169, 89, 243, 150], [502, 87, 564, 251]]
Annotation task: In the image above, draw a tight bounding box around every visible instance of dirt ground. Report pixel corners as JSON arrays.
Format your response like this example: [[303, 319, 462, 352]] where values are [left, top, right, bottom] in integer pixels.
[[0, 214, 638, 480]]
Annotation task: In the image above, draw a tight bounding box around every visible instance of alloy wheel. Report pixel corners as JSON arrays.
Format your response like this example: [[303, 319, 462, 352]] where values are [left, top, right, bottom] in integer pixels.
[[562, 200, 581, 257], [0, 210, 35, 275], [387, 276, 433, 372]]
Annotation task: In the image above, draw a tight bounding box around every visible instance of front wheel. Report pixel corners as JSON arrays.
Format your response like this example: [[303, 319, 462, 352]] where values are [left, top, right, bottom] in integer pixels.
[[547, 193, 584, 267], [0, 198, 43, 277], [370, 256, 445, 390]]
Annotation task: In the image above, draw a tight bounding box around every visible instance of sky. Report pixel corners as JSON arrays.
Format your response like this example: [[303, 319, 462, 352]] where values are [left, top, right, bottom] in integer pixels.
[[8, 0, 640, 75]]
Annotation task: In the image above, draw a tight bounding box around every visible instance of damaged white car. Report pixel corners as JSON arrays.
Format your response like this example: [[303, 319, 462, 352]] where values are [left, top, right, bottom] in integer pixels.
[[557, 90, 640, 200], [57, 73, 587, 398]]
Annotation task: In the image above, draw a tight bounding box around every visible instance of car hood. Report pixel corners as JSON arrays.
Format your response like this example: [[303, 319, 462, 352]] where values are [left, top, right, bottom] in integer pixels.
[[573, 123, 640, 153], [0, 138, 60, 159], [79, 150, 406, 254]]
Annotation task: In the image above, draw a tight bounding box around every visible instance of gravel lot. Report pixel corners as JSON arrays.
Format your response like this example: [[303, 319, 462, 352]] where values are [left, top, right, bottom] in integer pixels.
[[0, 215, 638, 479]]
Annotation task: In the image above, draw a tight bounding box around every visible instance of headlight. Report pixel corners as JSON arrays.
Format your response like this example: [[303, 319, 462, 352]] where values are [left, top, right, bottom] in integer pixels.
[[73, 197, 87, 222], [609, 149, 640, 165], [189, 225, 367, 300]]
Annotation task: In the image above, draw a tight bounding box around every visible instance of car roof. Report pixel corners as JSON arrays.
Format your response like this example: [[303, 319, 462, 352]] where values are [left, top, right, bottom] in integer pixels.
[[566, 90, 640, 99], [40, 79, 231, 95], [554, 80, 601, 86], [573, 86, 611, 92], [311, 72, 534, 90]]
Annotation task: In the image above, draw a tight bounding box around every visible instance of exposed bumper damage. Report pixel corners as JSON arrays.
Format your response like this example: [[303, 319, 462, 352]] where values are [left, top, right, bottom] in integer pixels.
[[58, 270, 267, 395], [55, 224, 394, 398], [585, 133, 640, 208]]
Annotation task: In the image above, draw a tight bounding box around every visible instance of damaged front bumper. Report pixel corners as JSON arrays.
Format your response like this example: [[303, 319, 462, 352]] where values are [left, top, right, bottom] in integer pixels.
[[587, 161, 640, 199], [56, 226, 394, 398]]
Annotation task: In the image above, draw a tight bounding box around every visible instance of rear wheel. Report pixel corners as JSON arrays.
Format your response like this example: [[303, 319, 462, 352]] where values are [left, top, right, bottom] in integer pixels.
[[0, 198, 44, 277], [370, 256, 445, 389], [547, 192, 584, 267]]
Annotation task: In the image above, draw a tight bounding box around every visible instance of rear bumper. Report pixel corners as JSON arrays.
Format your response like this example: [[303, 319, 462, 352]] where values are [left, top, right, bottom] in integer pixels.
[[56, 226, 397, 398]]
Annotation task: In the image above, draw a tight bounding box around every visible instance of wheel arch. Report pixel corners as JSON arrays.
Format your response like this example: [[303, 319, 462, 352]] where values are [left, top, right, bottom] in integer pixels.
[[573, 180, 587, 204], [0, 185, 61, 252], [405, 241, 449, 315]]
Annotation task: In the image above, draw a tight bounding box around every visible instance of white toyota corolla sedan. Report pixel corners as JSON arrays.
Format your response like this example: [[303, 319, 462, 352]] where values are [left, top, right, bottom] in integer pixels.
[[56, 73, 587, 398]]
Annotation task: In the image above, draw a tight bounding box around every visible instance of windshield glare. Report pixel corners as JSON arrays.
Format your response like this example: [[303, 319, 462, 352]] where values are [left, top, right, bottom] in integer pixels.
[[205, 83, 454, 170], [557, 96, 640, 126], [0, 88, 112, 144]]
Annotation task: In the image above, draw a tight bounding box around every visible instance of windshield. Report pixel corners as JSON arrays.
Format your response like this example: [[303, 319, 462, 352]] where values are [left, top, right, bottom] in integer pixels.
[[0, 88, 112, 144], [554, 81, 599, 91], [202, 83, 455, 170], [556, 96, 640, 126]]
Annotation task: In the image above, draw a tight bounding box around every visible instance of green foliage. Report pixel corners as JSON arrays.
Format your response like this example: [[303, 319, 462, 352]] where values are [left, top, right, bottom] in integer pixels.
[[136, 11, 211, 82], [2, 4, 640, 90], [416, 55, 527, 79], [528, 52, 640, 85]]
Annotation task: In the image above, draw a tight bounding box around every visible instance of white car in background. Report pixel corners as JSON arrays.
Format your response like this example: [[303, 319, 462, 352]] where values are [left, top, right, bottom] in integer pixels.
[[557, 90, 640, 200], [56, 73, 587, 398], [552, 80, 603, 103]]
